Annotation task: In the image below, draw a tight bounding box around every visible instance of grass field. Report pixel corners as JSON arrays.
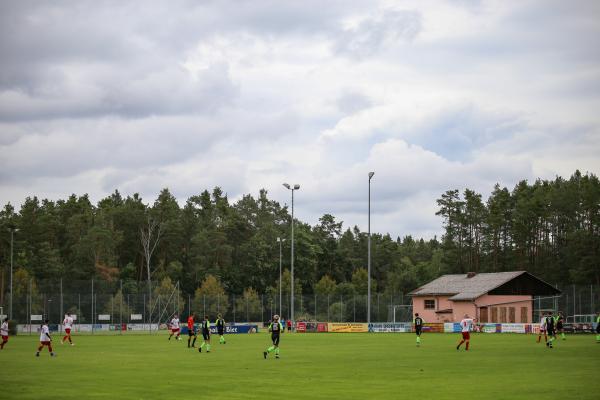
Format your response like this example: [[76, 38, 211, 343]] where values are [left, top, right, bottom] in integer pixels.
[[1, 332, 599, 399]]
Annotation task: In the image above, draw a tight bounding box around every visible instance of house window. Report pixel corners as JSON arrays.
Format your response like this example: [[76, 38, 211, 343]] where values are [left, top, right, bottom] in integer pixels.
[[424, 299, 435, 309], [508, 307, 516, 323]]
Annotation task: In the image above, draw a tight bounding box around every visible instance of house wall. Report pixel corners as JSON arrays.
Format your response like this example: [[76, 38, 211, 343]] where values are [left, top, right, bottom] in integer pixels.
[[412, 294, 534, 323], [474, 295, 533, 323], [411, 296, 453, 323]]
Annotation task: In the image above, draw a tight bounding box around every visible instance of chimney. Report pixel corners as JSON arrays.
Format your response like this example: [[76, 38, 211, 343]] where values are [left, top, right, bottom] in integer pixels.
[[466, 272, 476, 278]]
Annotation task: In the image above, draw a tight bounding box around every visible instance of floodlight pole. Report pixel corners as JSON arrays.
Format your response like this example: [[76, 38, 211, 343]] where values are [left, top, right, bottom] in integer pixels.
[[368, 172, 374, 325], [277, 237, 285, 316], [283, 183, 300, 327], [9, 227, 18, 320]]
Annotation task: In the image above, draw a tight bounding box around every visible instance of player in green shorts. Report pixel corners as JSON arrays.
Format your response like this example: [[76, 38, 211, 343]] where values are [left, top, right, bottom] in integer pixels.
[[264, 314, 284, 359]]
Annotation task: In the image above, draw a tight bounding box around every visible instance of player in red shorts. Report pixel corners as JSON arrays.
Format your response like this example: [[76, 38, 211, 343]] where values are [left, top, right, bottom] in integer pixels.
[[1, 317, 9, 349], [168, 314, 181, 341], [36, 319, 55, 357], [61, 313, 74, 345], [456, 314, 475, 351]]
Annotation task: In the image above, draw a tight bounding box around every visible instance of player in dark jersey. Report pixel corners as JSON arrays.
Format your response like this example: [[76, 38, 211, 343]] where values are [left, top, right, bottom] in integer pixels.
[[555, 311, 565, 340], [215, 313, 226, 344], [263, 314, 284, 359], [545, 312, 556, 348], [198, 315, 211, 353], [413, 313, 424, 347]]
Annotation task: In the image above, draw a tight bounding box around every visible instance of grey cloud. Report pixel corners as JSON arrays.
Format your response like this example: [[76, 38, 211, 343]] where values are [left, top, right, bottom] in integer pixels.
[[334, 10, 422, 59], [336, 91, 373, 114]]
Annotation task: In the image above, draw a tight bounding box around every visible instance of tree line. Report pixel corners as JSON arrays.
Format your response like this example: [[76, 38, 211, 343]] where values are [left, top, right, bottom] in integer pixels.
[[0, 170, 598, 305]]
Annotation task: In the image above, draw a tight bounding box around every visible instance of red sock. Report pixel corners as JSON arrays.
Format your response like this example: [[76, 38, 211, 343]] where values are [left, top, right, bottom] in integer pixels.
[[544, 333, 547, 342], [37, 345, 43, 352], [466, 341, 470, 350], [68, 336, 72, 343], [48, 344, 53, 352], [458, 340, 464, 348], [63, 335, 68, 342]]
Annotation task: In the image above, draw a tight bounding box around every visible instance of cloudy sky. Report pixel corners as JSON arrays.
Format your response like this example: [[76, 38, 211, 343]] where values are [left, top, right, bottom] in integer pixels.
[[1, 0, 599, 239]]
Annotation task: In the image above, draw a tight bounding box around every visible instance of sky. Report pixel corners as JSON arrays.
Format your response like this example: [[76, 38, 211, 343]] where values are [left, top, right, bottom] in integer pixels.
[[1, 0, 599, 239]]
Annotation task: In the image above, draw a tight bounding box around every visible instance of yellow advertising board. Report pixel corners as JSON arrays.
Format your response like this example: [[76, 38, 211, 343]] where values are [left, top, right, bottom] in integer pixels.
[[327, 323, 368, 333]]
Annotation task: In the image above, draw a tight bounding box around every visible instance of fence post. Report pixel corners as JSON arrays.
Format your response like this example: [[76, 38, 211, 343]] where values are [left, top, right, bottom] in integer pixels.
[[60, 278, 63, 334], [314, 293, 317, 321], [217, 294, 220, 314], [233, 295, 236, 323], [29, 278, 32, 335], [91, 279, 94, 335], [353, 295, 356, 322], [340, 296, 342, 322], [327, 294, 330, 322], [120, 280, 123, 335], [573, 284, 576, 317], [246, 296, 249, 323], [377, 293, 380, 322], [203, 295, 206, 317], [261, 294, 264, 324], [77, 293, 80, 334]]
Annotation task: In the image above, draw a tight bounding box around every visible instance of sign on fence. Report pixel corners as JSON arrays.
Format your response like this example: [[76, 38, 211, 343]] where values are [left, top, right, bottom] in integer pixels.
[[327, 323, 368, 333], [30, 315, 42, 321], [369, 323, 412, 333], [98, 314, 111, 321], [131, 314, 143, 320], [317, 323, 328, 332], [296, 322, 306, 333]]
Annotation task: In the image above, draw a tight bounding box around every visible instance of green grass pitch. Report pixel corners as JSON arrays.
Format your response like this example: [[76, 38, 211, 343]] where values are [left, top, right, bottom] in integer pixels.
[[1, 332, 598, 399]]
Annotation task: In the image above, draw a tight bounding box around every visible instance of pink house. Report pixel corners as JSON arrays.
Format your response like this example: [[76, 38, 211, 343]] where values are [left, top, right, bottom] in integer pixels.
[[409, 271, 560, 323]]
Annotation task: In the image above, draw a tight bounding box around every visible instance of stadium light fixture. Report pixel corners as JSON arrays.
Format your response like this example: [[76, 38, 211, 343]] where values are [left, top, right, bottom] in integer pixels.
[[368, 172, 374, 326], [283, 183, 300, 328]]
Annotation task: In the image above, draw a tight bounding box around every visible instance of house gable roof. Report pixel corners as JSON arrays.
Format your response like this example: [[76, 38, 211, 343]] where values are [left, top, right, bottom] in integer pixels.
[[409, 271, 560, 301]]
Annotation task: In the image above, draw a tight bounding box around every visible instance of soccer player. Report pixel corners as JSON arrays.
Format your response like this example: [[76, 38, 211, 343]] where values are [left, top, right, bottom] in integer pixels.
[[264, 314, 284, 359], [61, 313, 74, 345], [413, 313, 424, 346], [168, 314, 181, 341], [456, 314, 474, 351], [198, 315, 211, 353], [36, 319, 55, 357], [216, 313, 226, 344], [545, 312, 556, 348], [537, 312, 548, 344], [1, 317, 9, 350], [187, 314, 197, 348], [555, 311, 565, 340], [286, 318, 292, 333]]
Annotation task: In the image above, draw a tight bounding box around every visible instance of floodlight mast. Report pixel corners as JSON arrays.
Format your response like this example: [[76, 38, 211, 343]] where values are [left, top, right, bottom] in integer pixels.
[[368, 172, 374, 326], [282, 183, 300, 328], [277, 237, 285, 316]]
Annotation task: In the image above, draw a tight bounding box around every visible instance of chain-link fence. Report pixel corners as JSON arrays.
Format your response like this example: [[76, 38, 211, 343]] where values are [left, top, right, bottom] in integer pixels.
[[533, 284, 599, 323], [3, 280, 597, 331], [2, 279, 414, 328]]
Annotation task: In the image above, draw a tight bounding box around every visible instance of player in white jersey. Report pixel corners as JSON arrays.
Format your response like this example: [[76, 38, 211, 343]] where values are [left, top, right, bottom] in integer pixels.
[[168, 314, 181, 341], [456, 314, 475, 351], [537, 313, 548, 343], [36, 319, 55, 357], [1, 318, 9, 350], [61, 313, 75, 345]]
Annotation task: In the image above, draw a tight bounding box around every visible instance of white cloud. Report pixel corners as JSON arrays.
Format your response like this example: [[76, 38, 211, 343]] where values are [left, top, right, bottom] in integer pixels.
[[1, 0, 599, 239]]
